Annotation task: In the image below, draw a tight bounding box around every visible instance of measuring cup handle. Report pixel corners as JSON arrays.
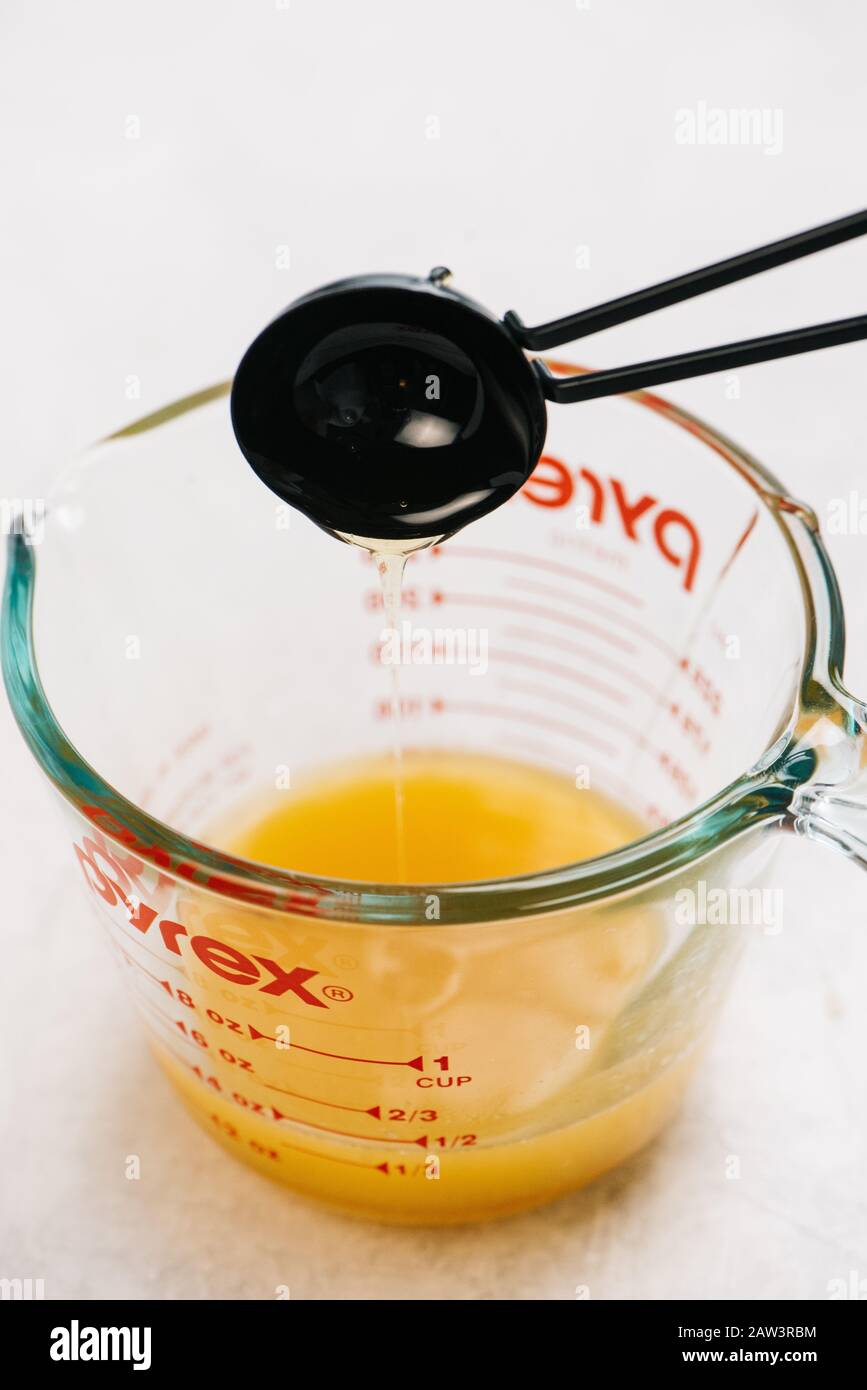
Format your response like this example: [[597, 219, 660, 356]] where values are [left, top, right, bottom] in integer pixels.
[[787, 684, 867, 869], [793, 789, 867, 868]]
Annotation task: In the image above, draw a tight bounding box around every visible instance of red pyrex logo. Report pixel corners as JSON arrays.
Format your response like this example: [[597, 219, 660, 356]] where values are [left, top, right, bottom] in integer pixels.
[[74, 835, 330, 1007], [522, 455, 701, 592]]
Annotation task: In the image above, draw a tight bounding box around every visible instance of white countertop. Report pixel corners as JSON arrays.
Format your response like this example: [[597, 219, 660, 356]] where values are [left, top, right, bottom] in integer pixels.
[[2, 0, 867, 1300]]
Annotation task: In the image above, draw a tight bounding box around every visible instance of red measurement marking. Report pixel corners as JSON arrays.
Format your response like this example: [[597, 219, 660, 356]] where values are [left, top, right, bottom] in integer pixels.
[[436, 699, 617, 757], [634, 737, 698, 801], [364, 586, 420, 611], [492, 648, 628, 709], [264, 1083, 381, 1119], [439, 544, 642, 607], [656, 748, 697, 799], [374, 695, 424, 721], [667, 701, 711, 754], [173, 723, 210, 760], [140, 1005, 201, 1052], [717, 508, 759, 581], [248, 1025, 424, 1070], [498, 679, 633, 741], [508, 575, 680, 664], [502, 625, 660, 700], [154, 1040, 386, 1129], [431, 590, 635, 655], [501, 734, 573, 768], [508, 754, 660, 820], [678, 657, 722, 717], [278, 1140, 402, 1174], [271, 1108, 427, 1146]]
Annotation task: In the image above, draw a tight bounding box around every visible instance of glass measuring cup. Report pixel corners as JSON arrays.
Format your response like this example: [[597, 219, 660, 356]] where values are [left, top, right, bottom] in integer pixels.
[[4, 360, 866, 1225]]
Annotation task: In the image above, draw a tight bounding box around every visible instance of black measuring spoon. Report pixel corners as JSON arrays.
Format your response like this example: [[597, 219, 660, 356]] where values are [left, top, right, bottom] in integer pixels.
[[231, 210, 867, 545]]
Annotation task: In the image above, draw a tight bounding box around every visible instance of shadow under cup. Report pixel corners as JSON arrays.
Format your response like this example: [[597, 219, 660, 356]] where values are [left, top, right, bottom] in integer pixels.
[[4, 365, 863, 1222]]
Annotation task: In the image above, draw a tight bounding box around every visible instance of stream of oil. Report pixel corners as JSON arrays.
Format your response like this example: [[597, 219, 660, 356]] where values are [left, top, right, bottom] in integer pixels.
[[374, 548, 409, 881]]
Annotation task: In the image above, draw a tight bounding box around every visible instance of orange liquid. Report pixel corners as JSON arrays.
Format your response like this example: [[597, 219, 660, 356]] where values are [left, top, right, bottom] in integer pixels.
[[228, 750, 645, 882], [153, 752, 696, 1223]]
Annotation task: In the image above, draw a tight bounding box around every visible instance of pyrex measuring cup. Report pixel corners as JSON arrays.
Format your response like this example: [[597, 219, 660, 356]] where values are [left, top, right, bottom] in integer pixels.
[[4, 359, 866, 1224]]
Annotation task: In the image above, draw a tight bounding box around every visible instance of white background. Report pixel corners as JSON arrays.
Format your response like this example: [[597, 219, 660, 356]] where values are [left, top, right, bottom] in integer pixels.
[[2, 0, 867, 1301]]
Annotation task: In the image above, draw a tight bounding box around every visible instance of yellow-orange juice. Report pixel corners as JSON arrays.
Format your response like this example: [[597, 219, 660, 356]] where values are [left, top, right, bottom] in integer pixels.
[[228, 750, 645, 882], [149, 752, 696, 1223]]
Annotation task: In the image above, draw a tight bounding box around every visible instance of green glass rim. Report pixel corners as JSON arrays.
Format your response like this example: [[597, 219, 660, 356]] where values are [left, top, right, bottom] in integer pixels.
[[0, 377, 849, 924]]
